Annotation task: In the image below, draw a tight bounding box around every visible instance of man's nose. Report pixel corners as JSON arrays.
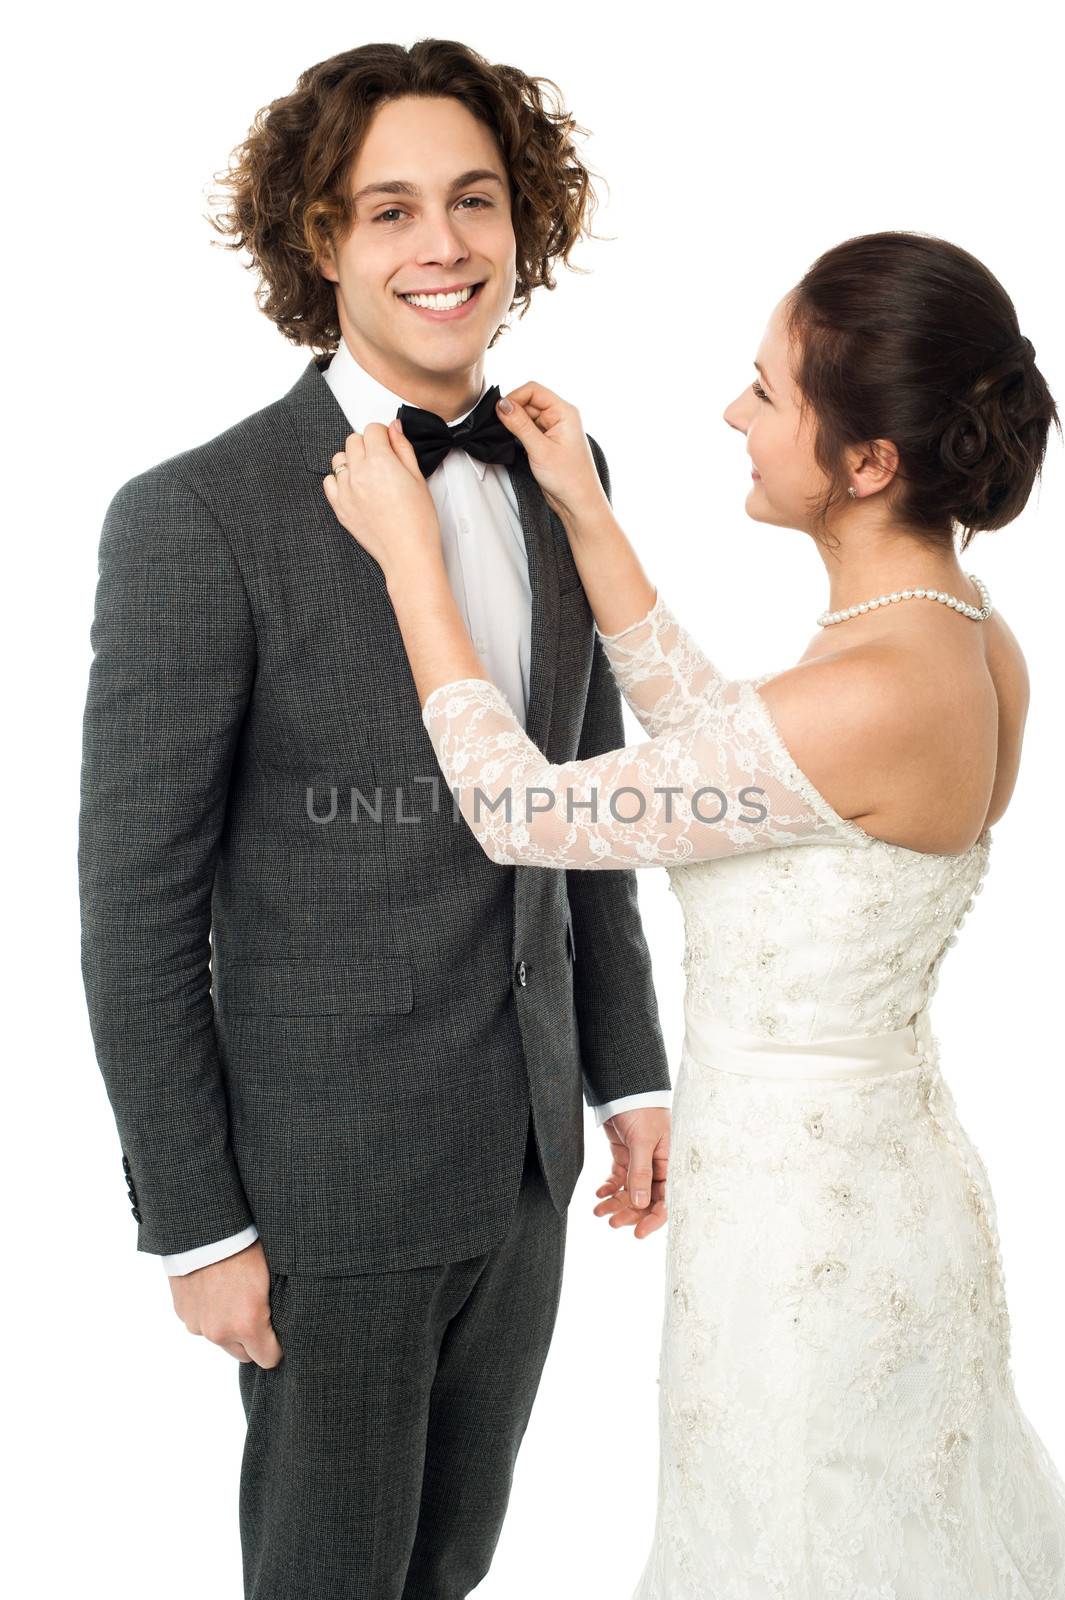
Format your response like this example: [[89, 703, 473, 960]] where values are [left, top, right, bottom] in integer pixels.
[[414, 210, 470, 264]]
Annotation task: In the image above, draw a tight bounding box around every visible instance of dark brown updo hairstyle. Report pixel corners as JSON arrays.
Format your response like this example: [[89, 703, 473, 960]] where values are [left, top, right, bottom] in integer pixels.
[[785, 232, 1059, 551], [204, 38, 602, 354]]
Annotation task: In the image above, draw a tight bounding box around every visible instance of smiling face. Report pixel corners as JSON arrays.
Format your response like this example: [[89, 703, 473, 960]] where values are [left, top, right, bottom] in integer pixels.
[[318, 94, 518, 410], [723, 293, 836, 535]]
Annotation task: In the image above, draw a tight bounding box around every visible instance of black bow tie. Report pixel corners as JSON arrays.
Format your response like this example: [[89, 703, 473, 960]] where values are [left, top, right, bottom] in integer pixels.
[[396, 384, 523, 478]]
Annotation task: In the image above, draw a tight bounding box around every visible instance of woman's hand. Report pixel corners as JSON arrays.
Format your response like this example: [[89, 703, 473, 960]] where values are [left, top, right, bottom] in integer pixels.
[[322, 420, 441, 583], [494, 382, 611, 527]]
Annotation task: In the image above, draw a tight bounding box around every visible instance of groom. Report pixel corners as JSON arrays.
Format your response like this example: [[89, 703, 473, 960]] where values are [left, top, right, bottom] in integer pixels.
[[79, 40, 671, 1600]]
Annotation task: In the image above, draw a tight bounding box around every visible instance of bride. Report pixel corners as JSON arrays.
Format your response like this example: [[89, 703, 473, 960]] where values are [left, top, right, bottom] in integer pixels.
[[323, 230, 1065, 1596]]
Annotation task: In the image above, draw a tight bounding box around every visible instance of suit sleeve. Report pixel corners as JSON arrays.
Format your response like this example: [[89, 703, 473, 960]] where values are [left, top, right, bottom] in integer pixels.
[[562, 436, 672, 1108], [78, 466, 257, 1256]]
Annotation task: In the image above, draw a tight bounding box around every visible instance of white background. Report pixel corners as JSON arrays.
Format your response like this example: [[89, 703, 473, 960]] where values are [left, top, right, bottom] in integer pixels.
[[4, 1, 1063, 1594]]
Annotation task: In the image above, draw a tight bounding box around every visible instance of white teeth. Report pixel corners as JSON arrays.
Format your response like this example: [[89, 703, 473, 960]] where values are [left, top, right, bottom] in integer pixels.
[[400, 285, 475, 310]]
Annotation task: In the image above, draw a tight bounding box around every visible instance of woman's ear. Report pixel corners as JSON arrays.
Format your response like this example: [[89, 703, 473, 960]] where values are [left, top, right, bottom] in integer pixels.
[[849, 438, 900, 498]]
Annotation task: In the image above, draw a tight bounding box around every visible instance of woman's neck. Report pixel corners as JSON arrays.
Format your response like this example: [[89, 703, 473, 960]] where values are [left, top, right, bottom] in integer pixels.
[[816, 522, 979, 615]]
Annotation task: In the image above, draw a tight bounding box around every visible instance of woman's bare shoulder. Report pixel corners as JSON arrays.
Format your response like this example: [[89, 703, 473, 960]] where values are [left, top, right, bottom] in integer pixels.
[[757, 638, 999, 853]]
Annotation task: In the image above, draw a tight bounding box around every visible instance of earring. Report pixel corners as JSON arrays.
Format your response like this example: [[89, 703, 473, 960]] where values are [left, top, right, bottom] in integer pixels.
[[847, 486, 857, 499]]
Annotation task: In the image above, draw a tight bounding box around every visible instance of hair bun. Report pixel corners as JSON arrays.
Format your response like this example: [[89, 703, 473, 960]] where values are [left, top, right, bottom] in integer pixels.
[[939, 405, 989, 472]]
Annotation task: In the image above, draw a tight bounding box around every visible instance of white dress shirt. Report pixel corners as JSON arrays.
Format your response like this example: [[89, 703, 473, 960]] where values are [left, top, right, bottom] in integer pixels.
[[160, 339, 670, 1275]]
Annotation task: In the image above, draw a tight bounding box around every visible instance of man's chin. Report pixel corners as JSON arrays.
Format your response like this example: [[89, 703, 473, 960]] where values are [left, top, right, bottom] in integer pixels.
[[390, 320, 489, 365]]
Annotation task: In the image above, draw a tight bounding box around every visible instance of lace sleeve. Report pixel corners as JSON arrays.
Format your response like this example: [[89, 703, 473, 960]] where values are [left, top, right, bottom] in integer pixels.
[[421, 670, 872, 872], [595, 590, 728, 737]]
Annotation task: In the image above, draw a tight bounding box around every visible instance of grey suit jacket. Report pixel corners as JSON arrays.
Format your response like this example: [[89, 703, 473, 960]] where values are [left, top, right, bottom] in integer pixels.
[[78, 353, 670, 1275]]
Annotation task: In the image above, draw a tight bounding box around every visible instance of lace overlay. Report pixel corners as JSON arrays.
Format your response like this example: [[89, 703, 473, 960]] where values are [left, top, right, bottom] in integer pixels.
[[421, 594, 868, 871], [421, 589, 1065, 1595]]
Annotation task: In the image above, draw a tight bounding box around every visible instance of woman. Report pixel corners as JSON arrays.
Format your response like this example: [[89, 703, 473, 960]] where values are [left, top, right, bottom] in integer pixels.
[[323, 231, 1065, 1595]]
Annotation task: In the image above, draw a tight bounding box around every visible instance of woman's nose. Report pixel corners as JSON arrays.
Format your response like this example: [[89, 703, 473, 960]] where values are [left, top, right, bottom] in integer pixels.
[[723, 396, 747, 432]]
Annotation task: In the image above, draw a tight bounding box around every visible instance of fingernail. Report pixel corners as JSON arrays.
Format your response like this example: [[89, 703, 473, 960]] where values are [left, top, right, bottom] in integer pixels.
[[497, 397, 513, 413], [635, 1190, 649, 1207], [393, 417, 404, 434]]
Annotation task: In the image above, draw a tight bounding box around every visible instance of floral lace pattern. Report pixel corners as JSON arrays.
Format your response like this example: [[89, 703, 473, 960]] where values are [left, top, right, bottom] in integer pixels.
[[422, 587, 1065, 1594], [420, 592, 869, 872]]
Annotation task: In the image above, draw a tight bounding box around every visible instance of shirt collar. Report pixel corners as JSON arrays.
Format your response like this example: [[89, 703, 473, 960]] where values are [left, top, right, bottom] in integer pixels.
[[322, 336, 492, 481]]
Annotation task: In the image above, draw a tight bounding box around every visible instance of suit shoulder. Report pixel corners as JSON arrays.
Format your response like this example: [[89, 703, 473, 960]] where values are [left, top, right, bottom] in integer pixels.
[[105, 376, 303, 516]]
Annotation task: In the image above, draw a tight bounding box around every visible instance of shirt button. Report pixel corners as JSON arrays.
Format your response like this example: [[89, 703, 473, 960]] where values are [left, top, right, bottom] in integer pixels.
[[516, 960, 527, 987], [474, 637, 487, 652]]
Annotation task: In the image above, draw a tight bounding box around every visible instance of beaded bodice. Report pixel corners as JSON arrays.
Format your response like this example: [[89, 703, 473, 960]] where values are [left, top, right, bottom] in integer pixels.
[[667, 825, 990, 1041]]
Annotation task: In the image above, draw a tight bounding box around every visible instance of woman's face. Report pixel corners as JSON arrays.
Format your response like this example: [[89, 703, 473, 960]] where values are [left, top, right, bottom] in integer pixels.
[[723, 294, 832, 534]]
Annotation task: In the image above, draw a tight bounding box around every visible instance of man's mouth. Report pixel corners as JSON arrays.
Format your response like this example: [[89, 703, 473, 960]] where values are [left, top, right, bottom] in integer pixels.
[[396, 281, 485, 311]]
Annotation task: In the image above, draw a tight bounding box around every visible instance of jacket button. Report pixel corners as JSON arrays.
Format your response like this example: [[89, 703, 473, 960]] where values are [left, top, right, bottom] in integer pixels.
[[131, 1207, 142, 1222], [122, 1156, 132, 1173], [515, 959, 527, 987]]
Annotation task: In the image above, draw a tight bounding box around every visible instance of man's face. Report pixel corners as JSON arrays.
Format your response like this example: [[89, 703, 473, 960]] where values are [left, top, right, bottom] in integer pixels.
[[319, 95, 518, 398]]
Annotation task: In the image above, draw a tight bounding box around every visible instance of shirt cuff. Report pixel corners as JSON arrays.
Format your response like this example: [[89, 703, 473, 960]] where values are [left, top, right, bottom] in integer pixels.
[[590, 1089, 672, 1129], [160, 1223, 260, 1276]]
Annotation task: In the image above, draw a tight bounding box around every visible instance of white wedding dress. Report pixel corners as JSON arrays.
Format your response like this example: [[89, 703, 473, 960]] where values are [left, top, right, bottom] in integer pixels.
[[421, 589, 1065, 1598]]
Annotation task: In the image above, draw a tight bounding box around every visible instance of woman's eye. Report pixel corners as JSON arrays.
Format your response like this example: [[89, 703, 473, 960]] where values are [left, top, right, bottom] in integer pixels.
[[752, 381, 770, 401]]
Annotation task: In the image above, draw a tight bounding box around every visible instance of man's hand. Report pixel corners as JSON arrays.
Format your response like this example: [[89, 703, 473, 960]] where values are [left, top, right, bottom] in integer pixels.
[[593, 1107, 671, 1239], [169, 1239, 283, 1367]]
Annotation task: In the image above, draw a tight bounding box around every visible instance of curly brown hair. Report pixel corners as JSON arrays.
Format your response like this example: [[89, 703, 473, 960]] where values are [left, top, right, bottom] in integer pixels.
[[204, 38, 605, 353]]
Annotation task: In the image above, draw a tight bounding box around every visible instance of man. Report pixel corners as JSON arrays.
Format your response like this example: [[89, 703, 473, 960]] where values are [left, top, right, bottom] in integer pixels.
[[79, 39, 671, 1600]]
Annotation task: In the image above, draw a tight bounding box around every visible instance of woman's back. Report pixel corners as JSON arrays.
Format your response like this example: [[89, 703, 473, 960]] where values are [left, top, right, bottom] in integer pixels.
[[760, 575, 1030, 857], [664, 694, 993, 1044]]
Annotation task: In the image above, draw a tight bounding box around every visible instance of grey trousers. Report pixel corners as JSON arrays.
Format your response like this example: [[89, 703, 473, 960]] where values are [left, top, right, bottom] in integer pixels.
[[238, 1115, 567, 1599]]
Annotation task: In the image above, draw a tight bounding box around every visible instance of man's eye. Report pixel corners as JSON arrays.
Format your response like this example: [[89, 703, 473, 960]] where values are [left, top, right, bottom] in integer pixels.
[[373, 197, 492, 225]]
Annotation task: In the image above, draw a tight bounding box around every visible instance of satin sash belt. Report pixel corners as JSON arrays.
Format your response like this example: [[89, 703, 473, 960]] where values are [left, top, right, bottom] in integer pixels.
[[682, 1001, 935, 1082]]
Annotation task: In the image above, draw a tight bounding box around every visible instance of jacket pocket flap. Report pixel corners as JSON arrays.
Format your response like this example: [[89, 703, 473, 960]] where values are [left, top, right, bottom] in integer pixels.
[[219, 958, 413, 1016]]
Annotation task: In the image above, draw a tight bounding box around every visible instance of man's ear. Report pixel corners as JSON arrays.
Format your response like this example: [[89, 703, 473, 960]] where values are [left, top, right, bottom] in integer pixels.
[[317, 240, 338, 285]]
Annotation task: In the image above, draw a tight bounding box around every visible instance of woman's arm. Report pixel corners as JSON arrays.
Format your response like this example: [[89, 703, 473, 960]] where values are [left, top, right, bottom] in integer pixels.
[[417, 660, 870, 871], [596, 591, 730, 739], [500, 391, 730, 737], [321, 415, 877, 873]]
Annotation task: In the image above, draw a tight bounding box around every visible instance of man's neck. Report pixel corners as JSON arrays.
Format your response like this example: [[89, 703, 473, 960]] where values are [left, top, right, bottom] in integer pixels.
[[340, 331, 485, 421]]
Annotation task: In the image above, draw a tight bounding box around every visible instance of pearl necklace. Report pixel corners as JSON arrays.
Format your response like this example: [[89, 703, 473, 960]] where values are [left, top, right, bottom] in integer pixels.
[[817, 573, 992, 627]]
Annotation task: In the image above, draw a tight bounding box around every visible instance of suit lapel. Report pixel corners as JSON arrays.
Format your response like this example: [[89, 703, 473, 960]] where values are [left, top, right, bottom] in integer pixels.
[[282, 354, 561, 750], [505, 451, 560, 751]]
